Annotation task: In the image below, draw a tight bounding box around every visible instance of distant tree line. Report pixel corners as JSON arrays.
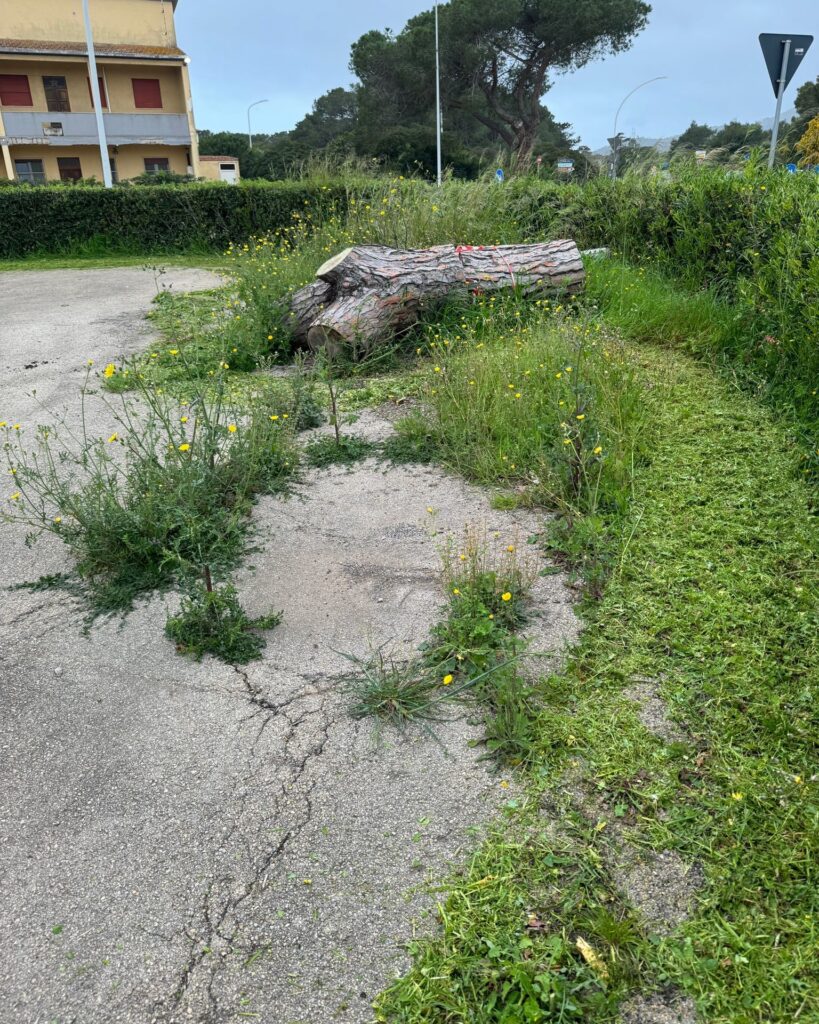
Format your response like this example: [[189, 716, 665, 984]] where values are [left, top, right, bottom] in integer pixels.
[[201, 0, 651, 180]]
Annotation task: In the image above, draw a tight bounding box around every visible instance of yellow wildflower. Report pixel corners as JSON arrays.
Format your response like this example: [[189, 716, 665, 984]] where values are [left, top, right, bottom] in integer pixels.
[[594, 446, 603, 456], [443, 674, 454, 686], [10, 492, 20, 501], [228, 424, 237, 433], [180, 416, 189, 424], [178, 443, 191, 452], [501, 592, 512, 602], [53, 516, 62, 524], [103, 363, 116, 378], [108, 433, 118, 443]]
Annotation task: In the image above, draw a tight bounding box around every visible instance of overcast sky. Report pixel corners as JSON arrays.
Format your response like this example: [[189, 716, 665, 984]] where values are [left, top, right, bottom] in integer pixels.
[[177, 0, 819, 148]]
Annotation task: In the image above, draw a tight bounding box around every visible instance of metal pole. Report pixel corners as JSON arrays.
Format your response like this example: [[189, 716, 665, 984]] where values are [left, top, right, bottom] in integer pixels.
[[82, 0, 112, 187], [435, 1, 442, 186], [247, 99, 268, 150], [768, 38, 792, 168], [611, 76, 668, 179]]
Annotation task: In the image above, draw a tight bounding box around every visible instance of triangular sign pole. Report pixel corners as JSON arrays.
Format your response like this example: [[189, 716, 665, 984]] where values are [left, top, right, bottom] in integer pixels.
[[759, 34, 814, 168]]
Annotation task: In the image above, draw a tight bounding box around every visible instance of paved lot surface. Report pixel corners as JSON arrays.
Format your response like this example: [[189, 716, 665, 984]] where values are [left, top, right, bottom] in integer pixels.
[[0, 269, 580, 1023]]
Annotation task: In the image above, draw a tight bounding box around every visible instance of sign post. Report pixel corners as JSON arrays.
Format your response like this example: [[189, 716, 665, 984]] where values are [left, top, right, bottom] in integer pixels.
[[759, 33, 813, 168]]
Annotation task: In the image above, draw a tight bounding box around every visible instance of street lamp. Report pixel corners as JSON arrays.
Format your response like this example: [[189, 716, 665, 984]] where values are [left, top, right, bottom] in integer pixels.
[[82, 0, 113, 188], [434, 1, 442, 186], [610, 76, 668, 179], [247, 99, 269, 150]]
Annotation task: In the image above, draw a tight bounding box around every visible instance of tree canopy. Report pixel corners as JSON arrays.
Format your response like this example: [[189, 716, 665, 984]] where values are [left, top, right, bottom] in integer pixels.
[[352, 0, 651, 165]]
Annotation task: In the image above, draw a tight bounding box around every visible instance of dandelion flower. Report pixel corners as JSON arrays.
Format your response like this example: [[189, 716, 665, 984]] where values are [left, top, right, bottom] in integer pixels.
[[169, 349, 179, 356], [180, 416, 189, 424], [270, 415, 279, 421], [53, 516, 62, 524], [103, 363, 116, 378], [178, 443, 191, 452], [507, 545, 515, 553], [442, 674, 454, 686], [107, 433, 118, 443], [228, 424, 237, 433], [10, 492, 20, 501], [593, 446, 603, 456], [501, 592, 512, 602], [576, 414, 585, 421], [12, 424, 20, 431], [453, 588, 461, 595], [731, 792, 744, 801]]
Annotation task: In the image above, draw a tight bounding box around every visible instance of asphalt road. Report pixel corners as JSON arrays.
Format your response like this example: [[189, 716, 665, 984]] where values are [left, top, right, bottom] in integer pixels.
[[0, 268, 579, 1023]]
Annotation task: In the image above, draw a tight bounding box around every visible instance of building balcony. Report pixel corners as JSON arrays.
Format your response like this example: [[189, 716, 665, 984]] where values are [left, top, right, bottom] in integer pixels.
[[1, 110, 191, 147]]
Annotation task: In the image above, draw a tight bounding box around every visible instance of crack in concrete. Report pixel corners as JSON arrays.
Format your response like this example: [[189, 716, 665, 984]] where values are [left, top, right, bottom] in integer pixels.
[[156, 667, 337, 1023]]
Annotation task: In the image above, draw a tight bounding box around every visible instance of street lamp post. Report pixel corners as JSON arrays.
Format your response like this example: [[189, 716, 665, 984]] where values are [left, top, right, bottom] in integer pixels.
[[82, 0, 113, 188], [247, 99, 269, 150], [434, 1, 442, 187], [611, 76, 668, 179]]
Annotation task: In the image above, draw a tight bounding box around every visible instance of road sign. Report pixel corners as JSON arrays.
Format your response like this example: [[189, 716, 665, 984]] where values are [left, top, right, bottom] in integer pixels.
[[760, 33, 814, 168], [556, 159, 574, 174], [759, 34, 813, 96]]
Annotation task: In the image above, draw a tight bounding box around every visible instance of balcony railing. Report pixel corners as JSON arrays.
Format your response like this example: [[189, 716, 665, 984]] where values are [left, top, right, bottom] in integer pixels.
[[1, 111, 192, 147], [14, 170, 48, 185]]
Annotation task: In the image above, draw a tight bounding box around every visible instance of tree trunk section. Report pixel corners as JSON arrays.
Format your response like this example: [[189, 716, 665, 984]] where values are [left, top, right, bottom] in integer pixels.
[[288, 240, 585, 356]]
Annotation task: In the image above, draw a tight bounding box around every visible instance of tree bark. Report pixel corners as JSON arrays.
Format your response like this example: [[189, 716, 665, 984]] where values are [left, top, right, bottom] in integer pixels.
[[288, 240, 585, 356]]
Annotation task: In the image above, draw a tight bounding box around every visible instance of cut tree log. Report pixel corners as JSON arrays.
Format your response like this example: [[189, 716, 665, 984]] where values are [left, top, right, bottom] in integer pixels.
[[287, 239, 585, 356]]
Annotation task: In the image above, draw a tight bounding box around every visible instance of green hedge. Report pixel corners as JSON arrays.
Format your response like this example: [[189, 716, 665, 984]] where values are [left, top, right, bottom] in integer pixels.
[[555, 169, 819, 436], [0, 180, 351, 257]]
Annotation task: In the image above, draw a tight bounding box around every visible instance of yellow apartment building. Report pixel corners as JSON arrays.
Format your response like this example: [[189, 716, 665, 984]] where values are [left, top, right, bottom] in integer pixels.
[[0, 0, 200, 183]]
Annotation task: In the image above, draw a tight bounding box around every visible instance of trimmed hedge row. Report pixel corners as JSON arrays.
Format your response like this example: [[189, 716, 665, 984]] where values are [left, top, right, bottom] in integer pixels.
[[0, 180, 351, 257]]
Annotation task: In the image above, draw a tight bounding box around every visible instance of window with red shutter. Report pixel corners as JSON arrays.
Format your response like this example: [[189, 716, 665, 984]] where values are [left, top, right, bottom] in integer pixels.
[[132, 78, 162, 109], [87, 77, 108, 108], [0, 75, 33, 106]]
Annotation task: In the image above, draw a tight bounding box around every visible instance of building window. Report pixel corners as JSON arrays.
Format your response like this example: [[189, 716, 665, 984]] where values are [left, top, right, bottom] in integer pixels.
[[132, 79, 162, 109], [0, 74, 33, 106], [43, 76, 71, 112], [57, 157, 82, 182], [87, 76, 108, 108], [110, 158, 119, 184], [144, 157, 170, 175], [14, 159, 46, 184]]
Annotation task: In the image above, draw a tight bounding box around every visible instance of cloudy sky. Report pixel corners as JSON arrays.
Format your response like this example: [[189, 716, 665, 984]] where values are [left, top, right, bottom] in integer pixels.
[[177, 0, 819, 148]]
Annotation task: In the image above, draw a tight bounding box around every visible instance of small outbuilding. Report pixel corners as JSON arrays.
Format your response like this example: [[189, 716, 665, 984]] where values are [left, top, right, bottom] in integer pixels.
[[199, 155, 240, 183]]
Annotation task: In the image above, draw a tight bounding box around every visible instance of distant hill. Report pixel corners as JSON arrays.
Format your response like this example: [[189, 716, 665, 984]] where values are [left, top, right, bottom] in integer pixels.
[[592, 109, 797, 155]]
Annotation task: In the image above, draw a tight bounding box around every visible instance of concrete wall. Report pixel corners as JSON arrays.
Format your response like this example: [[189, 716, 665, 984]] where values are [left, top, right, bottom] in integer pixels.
[[3, 0, 177, 48], [7, 142, 190, 180]]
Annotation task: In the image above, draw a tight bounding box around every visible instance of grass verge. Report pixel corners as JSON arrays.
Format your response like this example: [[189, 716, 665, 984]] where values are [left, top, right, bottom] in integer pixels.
[[376, 340, 817, 1022]]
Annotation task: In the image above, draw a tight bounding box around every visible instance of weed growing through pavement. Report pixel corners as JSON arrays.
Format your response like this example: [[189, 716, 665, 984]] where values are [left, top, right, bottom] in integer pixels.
[[166, 570, 282, 664], [1, 362, 296, 622]]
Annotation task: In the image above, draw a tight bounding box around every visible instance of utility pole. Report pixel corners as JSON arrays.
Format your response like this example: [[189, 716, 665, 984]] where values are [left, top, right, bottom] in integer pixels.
[[247, 99, 268, 150], [434, 1, 442, 186], [82, 0, 112, 187], [768, 39, 791, 168]]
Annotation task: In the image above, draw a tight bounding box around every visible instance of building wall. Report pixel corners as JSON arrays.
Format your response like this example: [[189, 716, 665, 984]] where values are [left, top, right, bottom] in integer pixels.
[[7, 142, 190, 180], [3, 0, 178, 48], [0, 57, 186, 114], [200, 158, 240, 182]]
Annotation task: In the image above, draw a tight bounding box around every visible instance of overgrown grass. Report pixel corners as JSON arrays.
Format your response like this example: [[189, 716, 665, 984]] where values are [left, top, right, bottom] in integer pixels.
[[377, 345, 818, 1023], [585, 257, 819, 475], [2, 366, 296, 618]]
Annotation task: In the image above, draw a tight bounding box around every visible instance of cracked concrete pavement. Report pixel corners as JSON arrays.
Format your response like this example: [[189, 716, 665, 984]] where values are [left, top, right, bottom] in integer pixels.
[[0, 268, 581, 1023]]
